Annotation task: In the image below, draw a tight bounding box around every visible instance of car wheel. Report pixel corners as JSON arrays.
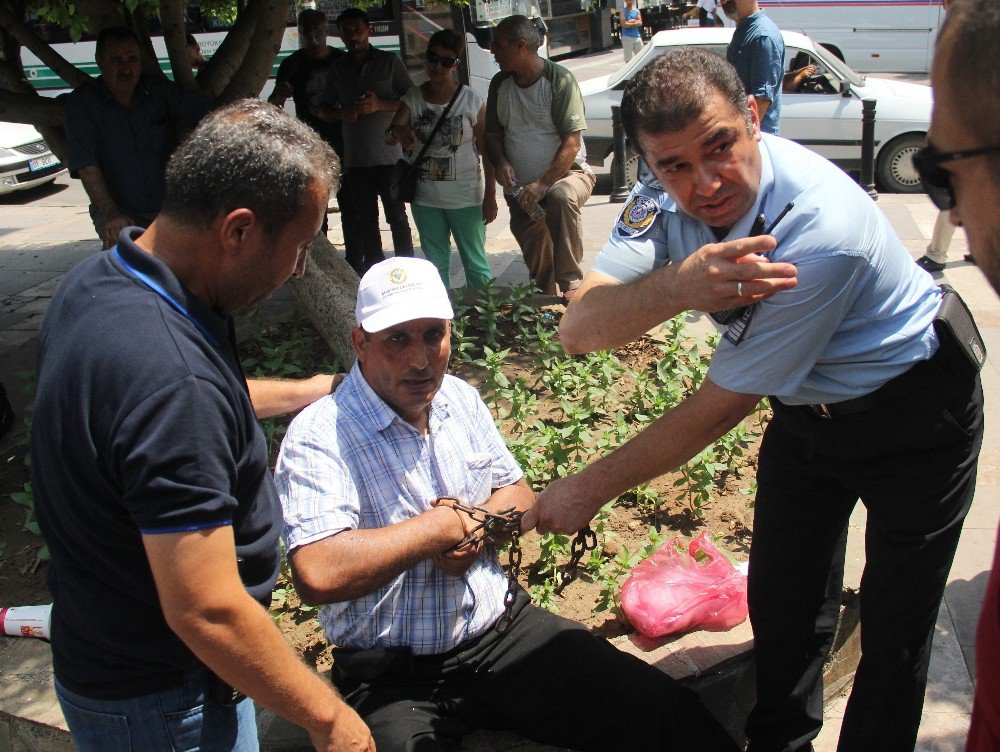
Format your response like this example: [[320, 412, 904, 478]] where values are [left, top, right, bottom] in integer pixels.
[[876, 133, 926, 194], [625, 153, 640, 186], [610, 149, 640, 189]]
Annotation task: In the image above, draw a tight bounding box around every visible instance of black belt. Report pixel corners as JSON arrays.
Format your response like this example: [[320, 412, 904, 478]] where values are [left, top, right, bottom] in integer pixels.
[[775, 344, 947, 420]]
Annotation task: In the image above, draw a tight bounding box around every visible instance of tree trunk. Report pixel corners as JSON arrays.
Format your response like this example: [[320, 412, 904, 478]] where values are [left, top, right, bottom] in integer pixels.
[[159, 0, 196, 91], [289, 234, 360, 370], [195, 0, 262, 98], [217, 0, 288, 103]]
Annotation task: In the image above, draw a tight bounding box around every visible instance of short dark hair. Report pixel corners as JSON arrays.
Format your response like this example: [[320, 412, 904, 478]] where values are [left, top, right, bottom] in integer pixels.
[[427, 28, 465, 57], [95, 27, 140, 58], [621, 48, 752, 147], [160, 100, 339, 237], [494, 15, 541, 51], [937, 0, 1000, 154], [298, 8, 327, 28], [336, 7, 369, 27]]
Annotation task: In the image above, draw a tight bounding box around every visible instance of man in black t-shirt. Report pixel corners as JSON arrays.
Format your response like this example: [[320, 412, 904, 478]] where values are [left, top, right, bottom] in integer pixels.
[[32, 100, 374, 752], [269, 8, 361, 256]]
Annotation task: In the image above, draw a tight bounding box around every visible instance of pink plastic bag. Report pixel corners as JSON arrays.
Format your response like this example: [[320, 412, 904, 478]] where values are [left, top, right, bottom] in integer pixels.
[[621, 531, 748, 638]]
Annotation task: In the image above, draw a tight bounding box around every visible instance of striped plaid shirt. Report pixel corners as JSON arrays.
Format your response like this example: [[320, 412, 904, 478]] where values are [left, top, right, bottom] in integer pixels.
[[275, 364, 522, 655]]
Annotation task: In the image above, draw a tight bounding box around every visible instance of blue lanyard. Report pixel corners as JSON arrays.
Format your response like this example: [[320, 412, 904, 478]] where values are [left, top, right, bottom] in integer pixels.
[[114, 246, 222, 350]]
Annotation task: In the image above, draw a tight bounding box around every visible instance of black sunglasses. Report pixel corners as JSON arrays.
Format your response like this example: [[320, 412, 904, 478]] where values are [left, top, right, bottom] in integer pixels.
[[426, 50, 459, 68], [914, 142, 1000, 211]]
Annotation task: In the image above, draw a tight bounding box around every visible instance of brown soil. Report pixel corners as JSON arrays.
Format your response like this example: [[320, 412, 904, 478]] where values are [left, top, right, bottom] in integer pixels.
[[0, 439, 49, 607]]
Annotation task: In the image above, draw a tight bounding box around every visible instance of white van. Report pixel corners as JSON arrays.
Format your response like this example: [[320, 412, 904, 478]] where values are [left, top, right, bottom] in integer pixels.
[[760, 0, 944, 73]]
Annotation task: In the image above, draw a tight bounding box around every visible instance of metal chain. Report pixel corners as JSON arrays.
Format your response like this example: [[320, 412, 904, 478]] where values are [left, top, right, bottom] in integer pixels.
[[554, 526, 598, 595], [435, 497, 599, 633]]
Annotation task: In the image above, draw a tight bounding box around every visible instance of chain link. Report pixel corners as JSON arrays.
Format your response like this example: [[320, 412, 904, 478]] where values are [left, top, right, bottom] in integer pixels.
[[555, 526, 598, 595], [435, 497, 599, 633]]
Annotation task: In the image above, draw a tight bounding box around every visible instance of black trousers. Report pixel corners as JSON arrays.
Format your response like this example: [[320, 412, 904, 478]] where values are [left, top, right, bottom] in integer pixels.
[[745, 346, 984, 752], [329, 172, 364, 265], [346, 164, 413, 275], [332, 588, 740, 752]]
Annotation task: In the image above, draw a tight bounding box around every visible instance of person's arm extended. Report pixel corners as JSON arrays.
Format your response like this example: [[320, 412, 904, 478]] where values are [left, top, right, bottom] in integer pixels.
[[289, 504, 472, 604], [248, 375, 344, 419], [522, 380, 761, 535], [520, 131, 582, 210], [782, 64, 817, 93], [560, 234, 796, 353], [78, 165, 132, 248], [143, 528, 374, 752]]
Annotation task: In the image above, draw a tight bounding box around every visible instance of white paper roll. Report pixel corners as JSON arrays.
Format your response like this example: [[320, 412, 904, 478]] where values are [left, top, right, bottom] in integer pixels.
[[0, 604, 52, 640]]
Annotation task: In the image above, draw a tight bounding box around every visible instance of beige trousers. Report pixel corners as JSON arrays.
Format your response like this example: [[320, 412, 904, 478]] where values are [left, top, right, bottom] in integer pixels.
[[925, 210, 957, 264], [505, 166, 596, 296]]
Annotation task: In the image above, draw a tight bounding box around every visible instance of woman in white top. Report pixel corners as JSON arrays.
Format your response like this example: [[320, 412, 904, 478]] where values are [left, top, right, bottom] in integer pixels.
[[384, 29, 497, 290]]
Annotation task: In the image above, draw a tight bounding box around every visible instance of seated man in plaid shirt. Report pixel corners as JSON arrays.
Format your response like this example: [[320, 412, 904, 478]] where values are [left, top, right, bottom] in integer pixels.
[[275, 257, 738, 752]]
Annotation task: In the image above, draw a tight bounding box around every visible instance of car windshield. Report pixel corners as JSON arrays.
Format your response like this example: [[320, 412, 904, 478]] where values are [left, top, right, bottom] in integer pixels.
[[606, 33, 865, 91], [810, 43, 864, 87]]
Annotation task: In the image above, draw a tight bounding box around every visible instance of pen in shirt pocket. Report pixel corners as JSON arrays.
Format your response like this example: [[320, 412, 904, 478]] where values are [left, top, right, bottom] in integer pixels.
[[709, 201, 796, 326], [753, 201, 795, 242]]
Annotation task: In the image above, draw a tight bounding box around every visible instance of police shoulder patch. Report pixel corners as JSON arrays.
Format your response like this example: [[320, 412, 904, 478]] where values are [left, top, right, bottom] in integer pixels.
[[614, 195, 660, 239]]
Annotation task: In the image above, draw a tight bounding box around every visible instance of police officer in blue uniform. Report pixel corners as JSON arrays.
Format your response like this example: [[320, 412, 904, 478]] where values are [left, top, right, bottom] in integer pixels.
[[522, 49, 983, 752]]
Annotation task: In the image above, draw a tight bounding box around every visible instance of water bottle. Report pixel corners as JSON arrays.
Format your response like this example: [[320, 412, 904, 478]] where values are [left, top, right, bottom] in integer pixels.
[[510, 180, 546, 222]]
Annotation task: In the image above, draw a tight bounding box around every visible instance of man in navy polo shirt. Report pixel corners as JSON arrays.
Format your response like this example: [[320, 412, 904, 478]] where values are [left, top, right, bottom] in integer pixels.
[[32, 100, 374, 752]]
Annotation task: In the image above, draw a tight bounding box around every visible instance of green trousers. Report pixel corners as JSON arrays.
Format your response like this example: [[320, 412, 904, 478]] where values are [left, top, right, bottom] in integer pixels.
[[411, 203, 492, 290]]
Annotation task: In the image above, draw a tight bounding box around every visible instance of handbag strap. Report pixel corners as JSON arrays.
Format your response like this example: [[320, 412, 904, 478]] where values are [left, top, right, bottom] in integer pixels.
[[410, 84, 463, 168]]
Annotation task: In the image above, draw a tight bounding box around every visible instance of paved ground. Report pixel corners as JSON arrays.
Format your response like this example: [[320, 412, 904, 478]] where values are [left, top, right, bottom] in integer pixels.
[[0, 53, 993, 750]]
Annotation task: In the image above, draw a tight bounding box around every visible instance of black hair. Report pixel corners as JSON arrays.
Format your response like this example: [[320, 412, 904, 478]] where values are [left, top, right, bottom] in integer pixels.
[[336, 7, 369, 27], [621, 48, 752, 147], [95, 27, 140, 58], [427, 28, 465, 57], [160, 100, 338, 237]]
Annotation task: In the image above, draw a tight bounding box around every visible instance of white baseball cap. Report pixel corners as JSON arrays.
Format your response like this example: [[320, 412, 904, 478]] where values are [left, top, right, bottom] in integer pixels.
[[355, 257, 454, 333]]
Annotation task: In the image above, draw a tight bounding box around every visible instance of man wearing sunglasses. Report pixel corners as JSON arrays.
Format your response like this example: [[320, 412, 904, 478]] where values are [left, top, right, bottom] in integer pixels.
[[526, 48, 984, 752], [925, 1, 1000, 749]]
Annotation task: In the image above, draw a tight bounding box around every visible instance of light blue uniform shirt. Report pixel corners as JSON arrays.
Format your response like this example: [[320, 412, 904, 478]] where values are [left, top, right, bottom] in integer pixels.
[[593, 134, 941, 405], [276, 365, 521, 654], [728, 12, 784, 136]]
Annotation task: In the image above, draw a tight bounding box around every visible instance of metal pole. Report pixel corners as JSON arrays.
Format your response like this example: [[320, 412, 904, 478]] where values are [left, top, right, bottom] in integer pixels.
[[860, 98, 878, 200], [611, 105, 630, 203]]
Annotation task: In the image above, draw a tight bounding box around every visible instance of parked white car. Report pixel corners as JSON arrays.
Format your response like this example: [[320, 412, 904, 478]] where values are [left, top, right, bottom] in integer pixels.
[[0, 122, 66, 195], [578, 27, 932, 193]]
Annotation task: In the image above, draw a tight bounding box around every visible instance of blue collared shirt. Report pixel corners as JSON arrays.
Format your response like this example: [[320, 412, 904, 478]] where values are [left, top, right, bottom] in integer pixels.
[[593, 134, 941, 405], [275, 365, 522, 654], [727, 11, 784, 135]]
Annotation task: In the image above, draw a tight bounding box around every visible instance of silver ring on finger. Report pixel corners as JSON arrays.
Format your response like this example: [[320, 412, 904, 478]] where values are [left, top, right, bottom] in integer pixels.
[[737, 281, 743, 297]]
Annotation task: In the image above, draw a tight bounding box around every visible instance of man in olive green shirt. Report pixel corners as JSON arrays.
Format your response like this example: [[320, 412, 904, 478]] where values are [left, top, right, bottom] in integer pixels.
[[485, 15, 595, 299]]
